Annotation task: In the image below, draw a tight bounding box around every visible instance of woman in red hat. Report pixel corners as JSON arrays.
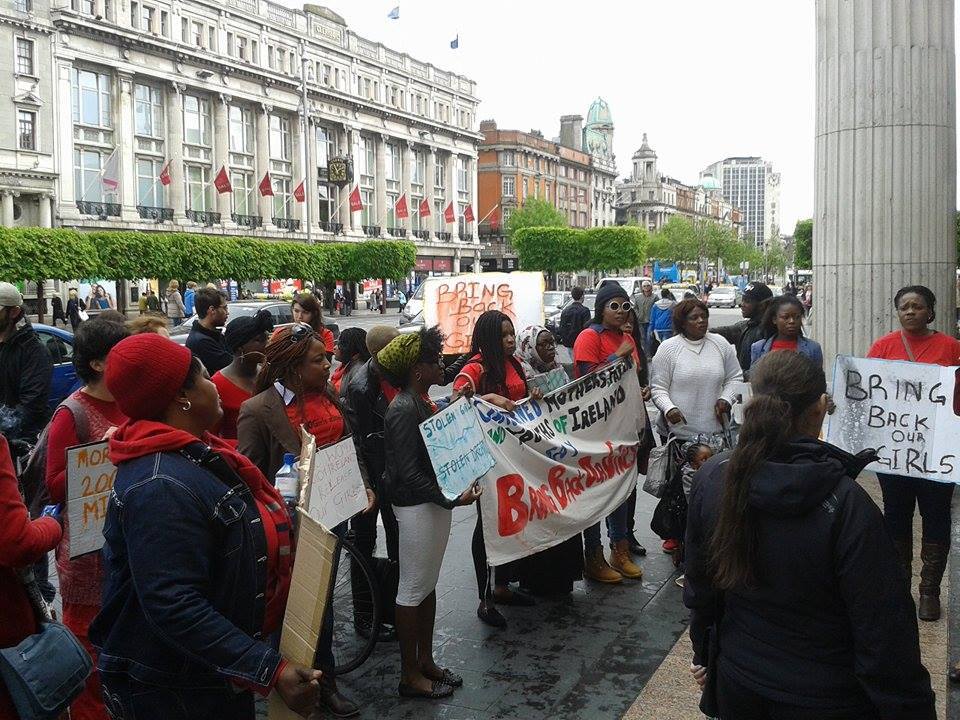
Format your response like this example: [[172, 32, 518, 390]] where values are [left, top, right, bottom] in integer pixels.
[[90, 333, 321, 720]]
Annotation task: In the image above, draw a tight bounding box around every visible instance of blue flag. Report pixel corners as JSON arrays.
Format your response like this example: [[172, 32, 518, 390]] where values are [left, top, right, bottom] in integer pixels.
[[387, 6, 399, 19], [450, 34, 459, 49]]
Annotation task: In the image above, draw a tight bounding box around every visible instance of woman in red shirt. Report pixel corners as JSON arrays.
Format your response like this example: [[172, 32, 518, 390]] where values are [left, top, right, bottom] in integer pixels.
[[867, 285, 960, 622], [211, 311, 272, 440], [289, 292, 335, 353]]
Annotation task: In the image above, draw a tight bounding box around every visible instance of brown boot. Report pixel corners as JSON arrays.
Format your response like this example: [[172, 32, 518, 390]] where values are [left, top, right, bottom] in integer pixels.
[[892, 536, 913, 580], [316, 675, 360, 718], [609, 539, 643, 579], [584, 546, 622, 583], [917, 542, 949, 622]]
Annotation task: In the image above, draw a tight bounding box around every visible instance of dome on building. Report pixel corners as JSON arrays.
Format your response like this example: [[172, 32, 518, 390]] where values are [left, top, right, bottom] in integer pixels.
[[700, 173, 722, 191], [586, 97, 613, 127], [632, 133, 656, 160]]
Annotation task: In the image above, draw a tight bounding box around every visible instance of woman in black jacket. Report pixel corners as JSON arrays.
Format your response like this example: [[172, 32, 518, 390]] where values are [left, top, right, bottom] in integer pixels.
[[684, 350, 935, 719], [380, 327, 482, 700]]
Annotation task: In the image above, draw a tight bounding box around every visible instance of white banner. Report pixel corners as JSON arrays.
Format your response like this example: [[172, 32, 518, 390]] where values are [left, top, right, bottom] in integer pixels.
[[826, 355, 960, 483], [306, 437, 367, 529], [474, 360, 646, 565], [66, 440, 116, 558], [422, 272, 544, 355]]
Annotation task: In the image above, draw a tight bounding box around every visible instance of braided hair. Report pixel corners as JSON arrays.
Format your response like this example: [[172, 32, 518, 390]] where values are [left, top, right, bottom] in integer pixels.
[[255, 326, 340, 421], [469, 310, 526, 395]]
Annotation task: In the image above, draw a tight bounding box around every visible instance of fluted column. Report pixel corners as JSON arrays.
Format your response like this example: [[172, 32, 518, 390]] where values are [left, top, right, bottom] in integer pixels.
[[117, 73, 138, 221], [424, 146, 436, 239], [469, 156, 478, 242], [1, 192, 14, 227], [338, 125, 352, 230], [402, 141, 413, 235], [39, 194, 52, 227], [445, 151, 456, 238], [375, 133, 387, 235], [256, 104, 273, 223], [214, 94, 232, 224], [815, 0, 956, 365], [167, 82, 186, 222], [305, 118, 320, 233]]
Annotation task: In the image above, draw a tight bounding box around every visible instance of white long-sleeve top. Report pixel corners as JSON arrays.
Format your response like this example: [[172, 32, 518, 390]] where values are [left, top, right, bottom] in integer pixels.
[[650, 333, 743, 439]]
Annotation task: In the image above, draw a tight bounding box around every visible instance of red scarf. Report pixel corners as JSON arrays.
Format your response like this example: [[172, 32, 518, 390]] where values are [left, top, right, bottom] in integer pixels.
[[110, 420, 293, 634]]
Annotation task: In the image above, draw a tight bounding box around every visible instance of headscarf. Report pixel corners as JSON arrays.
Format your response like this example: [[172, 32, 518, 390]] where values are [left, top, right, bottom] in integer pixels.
[[518, 324, 554, 374], [377, 333, 422, 379]]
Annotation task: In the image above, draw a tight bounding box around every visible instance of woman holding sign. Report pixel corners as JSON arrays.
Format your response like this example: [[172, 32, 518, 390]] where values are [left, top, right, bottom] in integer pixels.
[[380, 328, 483, 699], [867, 285, 960, 622]]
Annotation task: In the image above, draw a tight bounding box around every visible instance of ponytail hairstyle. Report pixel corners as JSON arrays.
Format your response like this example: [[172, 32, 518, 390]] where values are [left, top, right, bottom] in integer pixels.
[[760, 295, 806, 338], [709, 351, 826, 590]]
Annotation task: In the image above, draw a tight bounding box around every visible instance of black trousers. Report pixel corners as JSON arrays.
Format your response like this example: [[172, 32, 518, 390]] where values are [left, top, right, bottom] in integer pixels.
[[877, 472, 955, 545], [717, 669, 878, 720], [350, 499, 399, 562], [472, 507, 510, 601]]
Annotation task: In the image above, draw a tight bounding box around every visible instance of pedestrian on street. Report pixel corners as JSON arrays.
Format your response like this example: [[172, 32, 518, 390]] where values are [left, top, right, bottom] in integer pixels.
[[750, 294, 823, 368], [45, 318, 129, 720], [558, 286, 591, 349], [867, 285, 960, 622], [572, 284, 644, 584], [648, 289, 676, 354], [51, 294, 68, 327], [186, 287, 232, 375], [92, 334, 321, 719], [67, 287, 88, 331], [684, 351, 936, 719], [165, 280, 186, 326], [380, 329, 482, 700], [0, 433, 62, 720], [711, 281, 773, 378], [237, 324, 374, 718], [634, 280, 656, 356], [145, 289, 161, 313], [183, 281, 198, 318], [283, 292, 335, 352], [210, 310, 272, 440], [137, 292, 148, 315], [331, 327, 369, 395], [397, 288, 407, 314]]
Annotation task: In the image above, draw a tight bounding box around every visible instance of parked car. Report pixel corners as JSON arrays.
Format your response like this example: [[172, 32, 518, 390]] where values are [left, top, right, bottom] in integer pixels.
[[546, 293, 596, 337], [543, 291, 569, 318], [34, 323, 81, 410], [707, 285, 741, 309], [661, 283, 702, 300], [169, 300, 339, 345], [399, 283, 425, 324]]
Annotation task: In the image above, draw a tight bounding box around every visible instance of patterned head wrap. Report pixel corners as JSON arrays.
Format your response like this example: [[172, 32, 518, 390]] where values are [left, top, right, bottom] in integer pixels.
[[517, 324, 550, 369], [377, 332, 423, 378]]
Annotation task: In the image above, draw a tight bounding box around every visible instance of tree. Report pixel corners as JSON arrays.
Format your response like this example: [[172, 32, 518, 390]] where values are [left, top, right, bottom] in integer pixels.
[[512, 226, 647, 274], [794, 219, 813, 270], [505, 198, 567, 238]]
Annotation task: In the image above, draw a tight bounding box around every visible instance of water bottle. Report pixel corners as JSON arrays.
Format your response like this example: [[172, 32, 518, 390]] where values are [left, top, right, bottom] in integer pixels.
[[275, 453, 299, 518]]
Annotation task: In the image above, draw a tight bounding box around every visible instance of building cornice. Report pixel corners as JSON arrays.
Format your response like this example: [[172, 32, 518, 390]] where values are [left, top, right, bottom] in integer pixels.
[[0, 11, 55, 33]]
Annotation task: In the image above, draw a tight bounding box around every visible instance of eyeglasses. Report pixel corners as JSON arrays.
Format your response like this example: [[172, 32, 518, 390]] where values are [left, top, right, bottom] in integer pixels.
[[289, 323, 315, 342], [606, 301, 632, 312]]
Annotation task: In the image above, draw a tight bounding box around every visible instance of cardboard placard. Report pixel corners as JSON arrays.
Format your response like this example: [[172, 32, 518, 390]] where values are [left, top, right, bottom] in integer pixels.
[[419, 397, 496, 500], [305, 437, 367, 530], [66, 440, 116, 558]]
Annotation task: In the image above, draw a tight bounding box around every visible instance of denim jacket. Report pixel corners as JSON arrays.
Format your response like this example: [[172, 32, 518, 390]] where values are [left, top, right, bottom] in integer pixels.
[[90, 444, 282, 692], [750, 335, 824, 368]]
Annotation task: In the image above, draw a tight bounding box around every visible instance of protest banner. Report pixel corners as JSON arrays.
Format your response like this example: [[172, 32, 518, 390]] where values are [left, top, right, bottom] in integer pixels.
[[305, 436, 367, 530], [527, 367, 570, 396], [826, 355, 960, 483], [420, 397, 496, 500], [422, 272, 544, 354], [66, 440, 116, 558], [474, 359, 646, 565]]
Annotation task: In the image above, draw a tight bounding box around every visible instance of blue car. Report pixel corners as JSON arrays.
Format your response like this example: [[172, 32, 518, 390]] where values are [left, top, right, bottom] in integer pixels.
[[33, 323, 81, 409]]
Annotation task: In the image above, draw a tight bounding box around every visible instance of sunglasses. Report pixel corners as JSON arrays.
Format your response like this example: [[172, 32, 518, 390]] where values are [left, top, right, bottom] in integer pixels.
[[289, 323, 315, 342], [606, 301, 632, 312]]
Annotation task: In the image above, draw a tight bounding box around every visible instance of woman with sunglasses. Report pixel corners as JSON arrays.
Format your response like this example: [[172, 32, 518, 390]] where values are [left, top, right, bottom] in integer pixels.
[[572, 283, 645, 584], [237, 323, 374, 718]]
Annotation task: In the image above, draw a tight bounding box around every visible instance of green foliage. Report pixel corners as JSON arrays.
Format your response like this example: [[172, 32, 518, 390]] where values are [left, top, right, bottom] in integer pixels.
[[512, 226, 648, 272], [344, 241, 417, 281], [0, 227, 102, 282], [581, 227, 647, 271], [505, 198, 567, 238], [794, 219, 813, 270]]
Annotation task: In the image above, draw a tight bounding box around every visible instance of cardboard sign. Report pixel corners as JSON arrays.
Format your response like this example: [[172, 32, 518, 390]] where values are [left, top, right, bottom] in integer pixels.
[[527, 367, 570, 396], [66, 440, 116, 559], [306, 437, 367, 530], [826, 355, 960, 482], [420, 397, 496, 500], [422, 272, 545, 354], [475, 360, 647, 565]]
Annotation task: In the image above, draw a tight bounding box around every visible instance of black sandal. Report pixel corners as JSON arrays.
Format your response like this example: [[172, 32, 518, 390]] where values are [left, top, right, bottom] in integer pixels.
[[397, 681, 453, 699], [424, 668, 463, 688]]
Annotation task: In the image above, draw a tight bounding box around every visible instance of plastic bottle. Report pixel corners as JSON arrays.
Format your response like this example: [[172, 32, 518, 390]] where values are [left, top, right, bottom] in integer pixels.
[[275, 452, 299, 515]]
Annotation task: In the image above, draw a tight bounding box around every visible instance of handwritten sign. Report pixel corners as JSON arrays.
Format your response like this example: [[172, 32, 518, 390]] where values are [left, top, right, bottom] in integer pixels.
[[527, 367, 570, 396], [827, 355, 960, 482], [66, 440, 116, 558], [422, 272, 544, 354], [306, 437, 367, 529], [420, 397, 496, 499]]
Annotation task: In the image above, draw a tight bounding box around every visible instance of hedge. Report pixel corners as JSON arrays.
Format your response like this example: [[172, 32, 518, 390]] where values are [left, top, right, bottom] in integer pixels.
[[512, 226, 648, 273]]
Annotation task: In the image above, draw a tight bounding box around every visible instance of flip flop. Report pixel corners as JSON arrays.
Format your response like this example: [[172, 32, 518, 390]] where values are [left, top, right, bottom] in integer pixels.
[[397, 681, 453, 699]]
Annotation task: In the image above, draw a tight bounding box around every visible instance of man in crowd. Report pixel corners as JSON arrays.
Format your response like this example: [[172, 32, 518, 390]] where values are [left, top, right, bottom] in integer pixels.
[[186, 287, 231, 374], [183, 281, 198, 317], [711, 281, 773, 379], [633, 280, 656, 356], [559, 287, 592, 349]]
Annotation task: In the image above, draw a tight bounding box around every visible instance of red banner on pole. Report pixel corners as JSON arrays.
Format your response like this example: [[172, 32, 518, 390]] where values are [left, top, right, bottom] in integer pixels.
[[349, 185, 363, 212], [418, 197, 431, 217], [293, 180, 305, 203], [213, 166, 232, 194], [490, 208, 501, 229], [159, 161, 171, 186], [395, 194, 409, 220], [464, 205, 475, 223], [258, 173, 274, 197], [443, 202, 455, 224]]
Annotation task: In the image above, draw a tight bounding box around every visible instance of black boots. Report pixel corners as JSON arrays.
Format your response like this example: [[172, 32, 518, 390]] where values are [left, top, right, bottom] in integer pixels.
[[892, 536, 913, 580], [917, 542, 949, 622]]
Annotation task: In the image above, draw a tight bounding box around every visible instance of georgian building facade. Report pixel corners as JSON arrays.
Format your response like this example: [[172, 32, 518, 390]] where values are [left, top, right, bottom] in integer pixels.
[[10, 1, 482, 270]]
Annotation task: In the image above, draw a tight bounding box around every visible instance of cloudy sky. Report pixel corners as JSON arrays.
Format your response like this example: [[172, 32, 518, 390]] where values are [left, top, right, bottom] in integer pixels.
[[284, 1, 957, 234]]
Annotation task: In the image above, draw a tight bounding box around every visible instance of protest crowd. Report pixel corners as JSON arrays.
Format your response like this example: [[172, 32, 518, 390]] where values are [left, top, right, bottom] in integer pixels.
[[0, 274, 955, 720]]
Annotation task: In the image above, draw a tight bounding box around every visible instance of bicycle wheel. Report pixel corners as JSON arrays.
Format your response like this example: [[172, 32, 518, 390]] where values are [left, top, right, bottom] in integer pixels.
[[329, 538, 381, 675]]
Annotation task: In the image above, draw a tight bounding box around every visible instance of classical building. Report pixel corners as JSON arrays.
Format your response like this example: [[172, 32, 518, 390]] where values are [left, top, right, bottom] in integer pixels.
[[701, 156, 780, 246], [476, 100, 619, 271], [615, 134, 743, 234], [7, 2, 483, 272]]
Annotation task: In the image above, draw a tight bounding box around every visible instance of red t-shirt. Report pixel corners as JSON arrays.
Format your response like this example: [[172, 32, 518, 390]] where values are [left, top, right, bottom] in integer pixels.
[[284, 392, 345, 447], [453, 355, 528, 401], [771, 338, 799, 353], [211, 371, 253, 440], [867, 330, 960, 367], [572, 326, 639, 378]]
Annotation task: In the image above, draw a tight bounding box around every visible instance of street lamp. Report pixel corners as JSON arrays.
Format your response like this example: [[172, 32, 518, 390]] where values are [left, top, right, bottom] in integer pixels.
[[699, 173, 722, 285]]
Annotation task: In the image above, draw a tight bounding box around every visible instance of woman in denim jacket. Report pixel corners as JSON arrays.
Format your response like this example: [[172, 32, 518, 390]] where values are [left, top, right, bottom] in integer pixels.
[[750, 295, 824, 368], [89, 334, 320, 720]]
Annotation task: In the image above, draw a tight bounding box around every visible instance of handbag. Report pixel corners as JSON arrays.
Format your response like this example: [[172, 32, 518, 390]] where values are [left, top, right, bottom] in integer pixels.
[[643, 434, 681, 499], [78, 309, 89, 322]]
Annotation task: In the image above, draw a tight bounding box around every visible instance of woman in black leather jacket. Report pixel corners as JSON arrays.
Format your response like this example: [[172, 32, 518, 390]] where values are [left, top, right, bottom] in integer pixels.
[[379, 327, 482, 700]]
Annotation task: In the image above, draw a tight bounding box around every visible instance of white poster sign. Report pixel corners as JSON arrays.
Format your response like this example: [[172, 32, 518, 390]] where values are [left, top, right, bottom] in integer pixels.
[[66, 440, 116, 558], [306, 437, 367, 529], [826, 355, 960, 483], [420, 397, 496, 500]]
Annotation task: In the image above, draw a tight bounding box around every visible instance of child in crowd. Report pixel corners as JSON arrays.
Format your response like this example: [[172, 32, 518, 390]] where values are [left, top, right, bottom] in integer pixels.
[[675, 442, 714, 589]]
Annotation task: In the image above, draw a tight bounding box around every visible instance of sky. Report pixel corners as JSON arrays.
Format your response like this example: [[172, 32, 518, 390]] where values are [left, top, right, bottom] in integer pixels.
[[279, 1, 959, 235]]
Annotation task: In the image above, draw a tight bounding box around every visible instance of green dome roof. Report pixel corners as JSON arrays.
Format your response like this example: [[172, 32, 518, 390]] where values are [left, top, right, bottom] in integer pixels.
[[700, 174, 722, 191], [586, 97, 612, 127]]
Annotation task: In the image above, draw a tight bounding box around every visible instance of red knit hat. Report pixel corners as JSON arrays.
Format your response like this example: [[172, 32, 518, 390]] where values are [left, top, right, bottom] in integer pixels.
[[106, 333, 194, 420]]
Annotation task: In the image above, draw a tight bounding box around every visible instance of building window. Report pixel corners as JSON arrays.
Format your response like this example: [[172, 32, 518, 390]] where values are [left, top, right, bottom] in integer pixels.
[[185, 164, 211, 211], [499, 151, 515, 167], [183, 95, 211, 148], [434, 155, 444, 192], [74, 148, 106, 201], [72, 0, 94, 13], [71, 68, 112, 127], [502, 176, 514, 197], [232, 171, 254, 215], [136, 157, 165, 206], [15, 0, 31, 12], [17, 110, 35, 150], [15, 38, 34, 76], [134, 83, 163, 138], [269, 115, 290, 162], [229, 106, 254, 155], [359, 135, 375, 225]]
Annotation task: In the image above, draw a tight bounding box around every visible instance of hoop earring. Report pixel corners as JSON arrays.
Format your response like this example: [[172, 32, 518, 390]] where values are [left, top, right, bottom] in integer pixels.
[[180, 401, 192, 412]]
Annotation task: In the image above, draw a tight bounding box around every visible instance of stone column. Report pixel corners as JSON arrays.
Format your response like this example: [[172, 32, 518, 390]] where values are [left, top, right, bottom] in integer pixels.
[[167, 82, 186, 222], [424, 146, 435, 239], [214, 94, 232, 224], [815, 0, 957, 363], [445, 152, 457, 238], [453, 248, 461, 274], [39, 194, 52, 228], [256, 104, 273, 223], [0, 192, 14, 227], [375, 134, 387, 235], [305, 118, 320, 233], [56, 63, 77, 219], [291, 113, 304, 228], [117, 73, 138, 220], [338, 125, 352, 231]]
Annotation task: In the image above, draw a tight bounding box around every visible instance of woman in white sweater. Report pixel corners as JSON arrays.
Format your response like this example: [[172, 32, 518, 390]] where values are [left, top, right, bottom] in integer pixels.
[[651, 298, 742, 440]]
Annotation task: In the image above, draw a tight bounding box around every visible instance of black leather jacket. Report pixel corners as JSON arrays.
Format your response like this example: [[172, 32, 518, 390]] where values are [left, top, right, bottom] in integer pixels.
[[382, 389, 456, 509], [343, 359, 390, 489]]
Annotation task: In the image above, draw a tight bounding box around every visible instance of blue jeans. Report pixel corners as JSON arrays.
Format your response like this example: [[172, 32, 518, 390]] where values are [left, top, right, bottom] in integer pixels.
[[100, 673, 254, 720], [584, 500, 629, 551]]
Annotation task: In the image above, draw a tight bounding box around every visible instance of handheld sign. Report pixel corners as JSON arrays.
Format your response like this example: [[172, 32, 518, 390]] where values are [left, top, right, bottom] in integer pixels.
[[419, 397, 496, 500], [305, 437, 367, 529], [527, 367, 569, 396], [66, 440, 116, 558], [827, 355, 960, 483]]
